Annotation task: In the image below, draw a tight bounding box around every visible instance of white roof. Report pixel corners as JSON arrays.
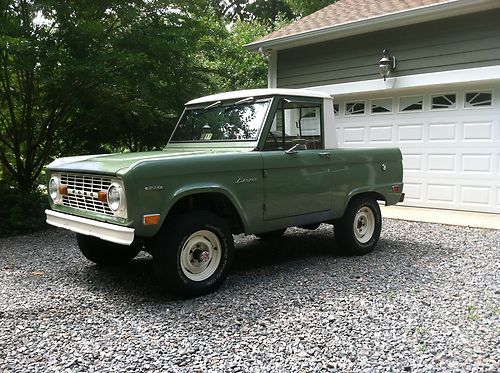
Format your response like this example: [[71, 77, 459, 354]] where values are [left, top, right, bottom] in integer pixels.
[[186, 88, 332, 105]]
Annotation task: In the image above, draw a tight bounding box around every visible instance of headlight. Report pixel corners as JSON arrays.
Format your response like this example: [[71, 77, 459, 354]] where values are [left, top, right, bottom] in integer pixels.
[[107, 183, 123, 212], [49, 176, 60, 201]]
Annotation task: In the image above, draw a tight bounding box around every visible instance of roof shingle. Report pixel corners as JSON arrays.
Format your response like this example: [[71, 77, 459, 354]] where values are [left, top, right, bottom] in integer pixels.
[[258, 0, 452, 43]]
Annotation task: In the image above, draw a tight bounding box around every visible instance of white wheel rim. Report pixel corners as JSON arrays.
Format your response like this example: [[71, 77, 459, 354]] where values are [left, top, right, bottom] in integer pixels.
[[353, 207, 375, 244], [180, 230, 222, 282]]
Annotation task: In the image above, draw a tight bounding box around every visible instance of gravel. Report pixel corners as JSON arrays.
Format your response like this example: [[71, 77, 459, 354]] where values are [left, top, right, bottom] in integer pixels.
[[0, 219, 499, 372]]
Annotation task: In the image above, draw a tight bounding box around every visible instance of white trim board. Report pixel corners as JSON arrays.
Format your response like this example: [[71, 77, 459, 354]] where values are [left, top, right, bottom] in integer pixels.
[[306, 66, 500, 97]]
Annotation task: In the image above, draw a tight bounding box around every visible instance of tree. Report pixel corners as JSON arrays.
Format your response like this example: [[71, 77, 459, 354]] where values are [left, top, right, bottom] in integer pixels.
[[284, 0, 336, 17], [0, 0, 220, 191], [212, 0, 294, 24]]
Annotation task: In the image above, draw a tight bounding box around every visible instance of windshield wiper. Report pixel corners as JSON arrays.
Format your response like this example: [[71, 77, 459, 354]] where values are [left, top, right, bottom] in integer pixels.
[[203, 100, 222, 111]]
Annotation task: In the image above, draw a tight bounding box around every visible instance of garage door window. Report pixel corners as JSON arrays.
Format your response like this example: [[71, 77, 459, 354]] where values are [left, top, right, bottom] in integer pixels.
[[333, 103, 339, 116], [431, 94, 456, 110], [399, 96, 423, 112], [465, 92, 492, 108], [371, 98, 393, 114], [345, 101, 365, 116]]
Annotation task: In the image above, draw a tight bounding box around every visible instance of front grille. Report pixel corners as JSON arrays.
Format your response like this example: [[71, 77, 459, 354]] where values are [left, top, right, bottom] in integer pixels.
[[60, 173, 114, 216]]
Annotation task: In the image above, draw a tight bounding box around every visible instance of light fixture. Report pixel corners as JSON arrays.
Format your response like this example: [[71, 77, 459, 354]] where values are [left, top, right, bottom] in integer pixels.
[[378, 49, 396, 81], [258, 47, 272, 60]]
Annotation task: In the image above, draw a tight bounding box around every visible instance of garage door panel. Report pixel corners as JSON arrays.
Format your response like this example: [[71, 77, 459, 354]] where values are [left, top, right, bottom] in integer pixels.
[[463, 121, 493, 141], [402, 183, 422, 201], [427, 184, 456, 203], [402, 153, 423, 171], [343, 127, 365, 143], [461, 186, 491, 205], [461, 154, 492, 173], [398, 124, 424, 142], [429, 123, 457, 141], [428, 154, 456, 172], [369, 126, 393, 142]]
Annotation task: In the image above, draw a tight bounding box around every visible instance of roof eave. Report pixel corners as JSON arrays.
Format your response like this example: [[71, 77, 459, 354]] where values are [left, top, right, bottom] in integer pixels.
[[245, 0, 500, 52]]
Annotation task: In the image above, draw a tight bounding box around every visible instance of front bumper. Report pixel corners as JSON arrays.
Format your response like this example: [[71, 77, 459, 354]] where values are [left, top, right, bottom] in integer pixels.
[[45, 209, 135, 246]]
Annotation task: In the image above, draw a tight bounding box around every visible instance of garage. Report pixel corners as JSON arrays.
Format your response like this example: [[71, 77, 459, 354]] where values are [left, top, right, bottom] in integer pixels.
[[332, 83, 500, 213]]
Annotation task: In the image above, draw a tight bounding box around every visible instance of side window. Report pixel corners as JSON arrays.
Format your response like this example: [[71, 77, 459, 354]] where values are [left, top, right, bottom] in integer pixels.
[[264, 98, 322, 151]]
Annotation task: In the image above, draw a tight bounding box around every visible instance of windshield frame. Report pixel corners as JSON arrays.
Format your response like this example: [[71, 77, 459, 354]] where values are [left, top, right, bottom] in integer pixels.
[[168, 97, 273, 144]]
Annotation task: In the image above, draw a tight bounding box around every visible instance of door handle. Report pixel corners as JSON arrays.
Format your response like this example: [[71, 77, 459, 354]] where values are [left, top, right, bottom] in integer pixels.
[[318, 152, 331, 157]]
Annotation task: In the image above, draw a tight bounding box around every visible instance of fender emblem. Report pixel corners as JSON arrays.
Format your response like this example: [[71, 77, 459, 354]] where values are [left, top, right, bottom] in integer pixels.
[[144, 185, 163, 191], [235, 177, 257, 184]]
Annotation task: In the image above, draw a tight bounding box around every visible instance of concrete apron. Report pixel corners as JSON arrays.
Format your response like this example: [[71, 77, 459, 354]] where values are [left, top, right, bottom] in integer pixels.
[[380, 205, 500, 230]]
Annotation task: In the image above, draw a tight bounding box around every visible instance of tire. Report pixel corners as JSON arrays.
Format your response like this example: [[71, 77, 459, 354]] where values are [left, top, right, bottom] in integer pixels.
[[334, 196, 382, 255], [152, 211, 234, 298], [76, 234, 141, 266], [255, 229, 286, 241]]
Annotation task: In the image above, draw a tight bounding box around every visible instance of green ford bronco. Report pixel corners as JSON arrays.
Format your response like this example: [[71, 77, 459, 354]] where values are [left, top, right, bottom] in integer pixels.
[[46, 88, 404, 297]]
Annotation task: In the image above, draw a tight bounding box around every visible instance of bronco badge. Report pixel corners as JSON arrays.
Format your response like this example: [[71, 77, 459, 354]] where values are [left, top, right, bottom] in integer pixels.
[[235, 177, 257, 184]]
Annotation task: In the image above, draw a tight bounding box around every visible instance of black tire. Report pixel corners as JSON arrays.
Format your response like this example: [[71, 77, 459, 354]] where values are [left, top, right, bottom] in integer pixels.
[[255, 229, 286, 241], [334, 196, 382, 255], [152, 211, 234, 298], [76, 234, 141, 266]]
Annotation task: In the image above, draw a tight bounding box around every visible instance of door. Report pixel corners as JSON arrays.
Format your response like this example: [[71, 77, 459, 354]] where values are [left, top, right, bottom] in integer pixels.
[[261, 97, 333, 220]]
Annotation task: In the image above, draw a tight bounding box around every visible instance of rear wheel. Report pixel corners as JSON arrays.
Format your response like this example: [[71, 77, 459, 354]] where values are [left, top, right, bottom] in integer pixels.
[[334, 196, 382, 255], [152, 211, 234, 297], [76, 234, 141, 266]]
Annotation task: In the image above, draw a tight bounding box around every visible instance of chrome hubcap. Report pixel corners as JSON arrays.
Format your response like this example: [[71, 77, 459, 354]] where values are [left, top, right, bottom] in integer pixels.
[[353, 207, 375, 244], [180, 230, 221, 281]]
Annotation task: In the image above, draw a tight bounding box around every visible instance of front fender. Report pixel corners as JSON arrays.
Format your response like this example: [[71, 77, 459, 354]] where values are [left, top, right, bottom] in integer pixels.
[[133, 183, 250, 238]]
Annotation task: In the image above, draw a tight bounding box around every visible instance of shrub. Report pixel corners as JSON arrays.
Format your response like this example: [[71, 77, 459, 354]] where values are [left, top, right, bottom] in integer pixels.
[[0, 182, 49, 237]]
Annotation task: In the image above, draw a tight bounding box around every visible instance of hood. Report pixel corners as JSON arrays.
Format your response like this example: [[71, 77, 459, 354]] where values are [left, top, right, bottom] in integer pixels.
[[46, 146, 254, 175]]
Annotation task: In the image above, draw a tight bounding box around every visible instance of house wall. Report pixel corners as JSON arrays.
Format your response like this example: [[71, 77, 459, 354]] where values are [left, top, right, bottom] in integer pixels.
[[277, 9, 500, 88]]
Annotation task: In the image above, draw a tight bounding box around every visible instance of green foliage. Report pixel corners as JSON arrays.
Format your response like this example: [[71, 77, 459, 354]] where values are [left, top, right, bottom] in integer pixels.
[[0, 181, 48, 237], [285, 0, 337, 17]]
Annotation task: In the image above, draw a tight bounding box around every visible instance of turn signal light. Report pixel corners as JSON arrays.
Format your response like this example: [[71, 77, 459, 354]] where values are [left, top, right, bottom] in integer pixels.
[[97, 191, 107, 202], [143, 214, 160, 225], [58, 184, 68, 195]]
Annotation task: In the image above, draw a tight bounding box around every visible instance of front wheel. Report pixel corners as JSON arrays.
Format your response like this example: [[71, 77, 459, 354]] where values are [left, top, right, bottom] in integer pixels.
[[152, 211, 234, 297], [334, 196, 382, 255], [76, 234, 141, 266]]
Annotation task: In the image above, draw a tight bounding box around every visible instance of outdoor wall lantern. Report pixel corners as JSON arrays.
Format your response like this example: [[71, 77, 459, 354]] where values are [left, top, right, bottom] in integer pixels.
[[379, 49, 396, 81], [258, 47, 272, 60]]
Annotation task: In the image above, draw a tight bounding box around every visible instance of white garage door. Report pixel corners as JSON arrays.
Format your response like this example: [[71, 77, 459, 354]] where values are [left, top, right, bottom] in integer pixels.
[[333, 84, 500, 214]]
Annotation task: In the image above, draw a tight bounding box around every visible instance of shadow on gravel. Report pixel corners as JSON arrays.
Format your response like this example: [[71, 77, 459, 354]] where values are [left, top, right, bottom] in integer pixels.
[[232, 230, 344, 271], [72, 227, 424, 302]]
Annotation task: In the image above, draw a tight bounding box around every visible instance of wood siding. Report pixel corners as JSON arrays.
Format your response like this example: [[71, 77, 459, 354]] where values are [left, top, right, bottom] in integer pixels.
[[277, 10, 500, 88]]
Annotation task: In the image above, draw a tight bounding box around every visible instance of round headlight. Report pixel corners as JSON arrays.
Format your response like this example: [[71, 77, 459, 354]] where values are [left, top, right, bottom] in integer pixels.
[[107, 184, 122, 211], [49, 177, 60, 200]]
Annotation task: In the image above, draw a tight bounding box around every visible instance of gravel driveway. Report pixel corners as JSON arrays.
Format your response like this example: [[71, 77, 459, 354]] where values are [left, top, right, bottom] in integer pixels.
[[0, 219, 498, 372]]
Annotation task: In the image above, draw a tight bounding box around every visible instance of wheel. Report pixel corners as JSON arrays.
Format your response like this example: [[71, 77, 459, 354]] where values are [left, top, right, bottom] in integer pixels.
[[255, 229, 286, 241], [334, 196, 381, 255], [152, 211, 234, 297], [76, 234, 141, 266]]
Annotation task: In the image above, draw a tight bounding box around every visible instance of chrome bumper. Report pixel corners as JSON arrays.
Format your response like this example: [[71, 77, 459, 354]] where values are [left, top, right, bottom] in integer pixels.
[[45, 209, 135, 246]]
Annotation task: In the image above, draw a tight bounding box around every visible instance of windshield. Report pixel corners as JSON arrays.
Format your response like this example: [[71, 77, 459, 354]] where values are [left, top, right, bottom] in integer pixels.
[[170, 99, 270, 142]]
